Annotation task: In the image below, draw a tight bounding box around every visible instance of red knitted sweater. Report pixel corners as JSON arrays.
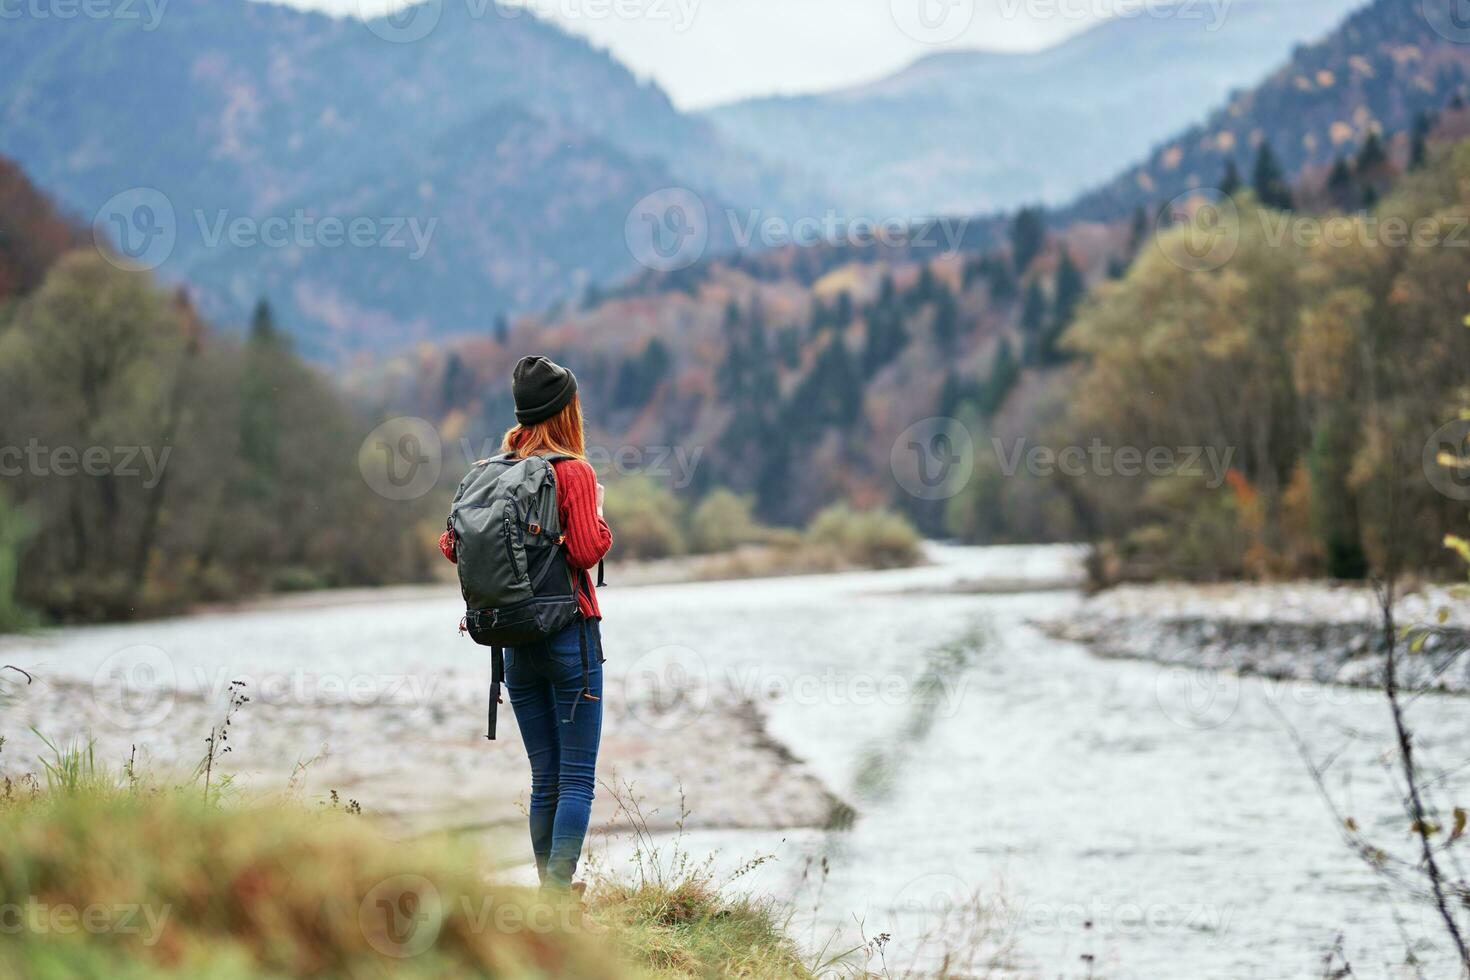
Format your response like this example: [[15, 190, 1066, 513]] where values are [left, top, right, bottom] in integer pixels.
[[439, 457, 612, 619]]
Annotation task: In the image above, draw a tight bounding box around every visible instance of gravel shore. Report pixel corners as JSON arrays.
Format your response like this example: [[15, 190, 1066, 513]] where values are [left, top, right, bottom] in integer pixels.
[[1035, 580, 1470, 694], [0, 648, 844, 846]]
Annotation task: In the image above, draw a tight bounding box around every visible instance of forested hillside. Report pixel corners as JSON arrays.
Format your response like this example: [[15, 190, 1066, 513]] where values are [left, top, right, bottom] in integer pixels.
[[1064, 0, 1470, 221], [0, 158, 431, 626], [370, 0, 1470, 582]]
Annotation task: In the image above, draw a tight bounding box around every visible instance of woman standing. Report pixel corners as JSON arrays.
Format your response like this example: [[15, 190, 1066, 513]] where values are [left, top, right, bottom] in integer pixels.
[[440, 355, 613, 896]]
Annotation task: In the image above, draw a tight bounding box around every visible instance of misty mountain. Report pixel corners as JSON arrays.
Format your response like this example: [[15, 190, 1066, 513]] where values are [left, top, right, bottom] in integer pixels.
[[703, 0, 1367, 218], [1063, 0, 1470, 222], [0, 0, 770, 357]]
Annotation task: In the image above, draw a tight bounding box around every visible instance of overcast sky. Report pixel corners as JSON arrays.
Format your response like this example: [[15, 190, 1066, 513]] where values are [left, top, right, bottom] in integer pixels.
[[265, 0, 1106, 109]]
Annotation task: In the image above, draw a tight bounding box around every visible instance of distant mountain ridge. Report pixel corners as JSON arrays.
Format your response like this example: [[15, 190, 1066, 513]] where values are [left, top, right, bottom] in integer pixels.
[[0, 0, 769, 357], [704, 0, 1368, 218], [1062, 0, 1470, 222]]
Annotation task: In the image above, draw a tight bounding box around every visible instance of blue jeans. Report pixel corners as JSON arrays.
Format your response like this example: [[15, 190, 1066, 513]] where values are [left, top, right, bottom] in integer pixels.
[[505, 618, 603, 890]]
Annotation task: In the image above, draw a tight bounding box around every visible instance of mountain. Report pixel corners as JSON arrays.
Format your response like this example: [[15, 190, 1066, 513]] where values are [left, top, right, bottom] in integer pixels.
[[0, 0, 777, 358], [374, 0, 1470, 541], [1063, 0, 1470, 221], [703, 0, 1367, 218], [182, 103, 708, 356]]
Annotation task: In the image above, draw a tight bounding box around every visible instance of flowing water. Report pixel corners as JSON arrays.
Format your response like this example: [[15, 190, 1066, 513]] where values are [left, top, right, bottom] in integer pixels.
[[2, 545, 1464, 978]]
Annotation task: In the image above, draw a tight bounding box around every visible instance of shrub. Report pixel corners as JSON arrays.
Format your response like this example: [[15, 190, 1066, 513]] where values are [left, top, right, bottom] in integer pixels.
[[805, 504, 923, 569], [687, 490, 767, 554], [601, 477, 687, 560]]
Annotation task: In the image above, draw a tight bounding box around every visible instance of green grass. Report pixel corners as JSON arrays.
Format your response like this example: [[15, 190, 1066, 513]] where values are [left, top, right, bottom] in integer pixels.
[[0, 748, 856, 980]]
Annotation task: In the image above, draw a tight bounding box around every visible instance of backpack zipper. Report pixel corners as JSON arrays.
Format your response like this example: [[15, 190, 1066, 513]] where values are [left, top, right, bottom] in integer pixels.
[[501, 518, 521, 579]]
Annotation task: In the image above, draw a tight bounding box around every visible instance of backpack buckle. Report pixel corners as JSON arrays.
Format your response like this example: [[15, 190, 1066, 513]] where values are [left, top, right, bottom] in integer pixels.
[[528, 522, 541, 536]]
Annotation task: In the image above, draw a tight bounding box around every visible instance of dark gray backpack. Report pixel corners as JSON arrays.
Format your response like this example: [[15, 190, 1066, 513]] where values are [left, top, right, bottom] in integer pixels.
[[446, 453, 595, 739]]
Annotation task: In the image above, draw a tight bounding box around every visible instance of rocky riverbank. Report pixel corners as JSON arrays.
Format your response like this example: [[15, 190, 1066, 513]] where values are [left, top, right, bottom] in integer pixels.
[[0, 637, 845, 848], [1035, 581, 1470, 694]]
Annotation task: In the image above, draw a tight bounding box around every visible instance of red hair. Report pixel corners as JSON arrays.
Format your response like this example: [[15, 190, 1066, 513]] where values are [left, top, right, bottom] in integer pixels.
[[501, 394, 587, 459]]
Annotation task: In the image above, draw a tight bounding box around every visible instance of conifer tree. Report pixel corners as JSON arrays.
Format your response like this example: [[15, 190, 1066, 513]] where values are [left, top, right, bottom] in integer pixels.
[[1355, 130, 1387, 173], [1409, 112, 1432, 171], [1020, 279, 1046, 365], [1251, 140, 1293, 210], [1220, 159, 1242, 196], [1325, 156, 1355, 212], [1010, 206, 1046, 273]]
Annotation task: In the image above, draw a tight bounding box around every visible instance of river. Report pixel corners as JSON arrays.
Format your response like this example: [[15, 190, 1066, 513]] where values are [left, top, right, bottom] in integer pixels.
[[1, 544, 1463, 979]]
